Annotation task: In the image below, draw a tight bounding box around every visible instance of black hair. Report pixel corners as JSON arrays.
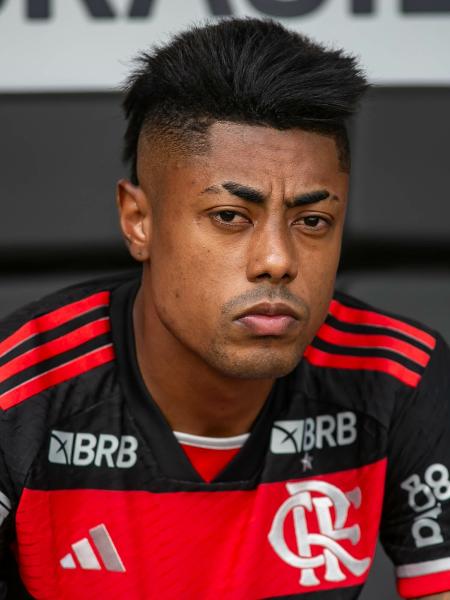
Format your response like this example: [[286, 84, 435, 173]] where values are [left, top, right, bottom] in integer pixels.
[[122, 18, 368, 183]]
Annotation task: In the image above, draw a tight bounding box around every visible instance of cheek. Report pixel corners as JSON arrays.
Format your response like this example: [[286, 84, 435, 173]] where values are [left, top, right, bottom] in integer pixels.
[[300, 229, 342, 282], [297, 233, 343, 329], [149, 225, 237, 329], [154, 212, 243, 285], [302, 257, 335, 313]]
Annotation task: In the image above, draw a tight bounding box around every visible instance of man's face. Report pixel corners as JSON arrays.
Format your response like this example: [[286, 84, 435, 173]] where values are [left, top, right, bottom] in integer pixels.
[[136, 122, 349, 379]]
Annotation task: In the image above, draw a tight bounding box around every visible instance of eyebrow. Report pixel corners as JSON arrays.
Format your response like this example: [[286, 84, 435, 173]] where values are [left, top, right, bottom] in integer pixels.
[[202, 181, 337, 207]]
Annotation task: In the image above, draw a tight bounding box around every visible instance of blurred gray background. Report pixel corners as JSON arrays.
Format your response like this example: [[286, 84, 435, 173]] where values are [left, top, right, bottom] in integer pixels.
[[1, 2, 450, 599]]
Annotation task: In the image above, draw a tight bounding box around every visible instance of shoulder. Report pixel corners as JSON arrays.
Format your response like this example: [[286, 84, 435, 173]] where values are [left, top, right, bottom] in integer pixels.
[[0, 271, 137, 413], [0, 271, 139, 493], [291, 290, 448, 428], [304, 289, 439, 389]]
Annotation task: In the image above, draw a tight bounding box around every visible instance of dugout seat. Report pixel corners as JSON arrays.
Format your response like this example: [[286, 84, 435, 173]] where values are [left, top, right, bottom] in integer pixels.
[[346, 87, 450, 245], [0, 94, 125, 258], [360, 544, 398, 600]]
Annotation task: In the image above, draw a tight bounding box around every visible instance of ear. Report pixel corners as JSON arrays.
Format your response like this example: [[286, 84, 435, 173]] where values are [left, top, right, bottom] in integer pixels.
[[116, 179, 151, 262]]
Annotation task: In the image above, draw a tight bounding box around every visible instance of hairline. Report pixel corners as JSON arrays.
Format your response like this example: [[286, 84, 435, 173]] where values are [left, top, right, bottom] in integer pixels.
[[135, 118, 350, 185]]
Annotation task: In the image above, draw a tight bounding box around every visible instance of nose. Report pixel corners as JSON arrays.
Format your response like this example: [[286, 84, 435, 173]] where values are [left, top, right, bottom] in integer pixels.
[[246, 220, 298, 284]]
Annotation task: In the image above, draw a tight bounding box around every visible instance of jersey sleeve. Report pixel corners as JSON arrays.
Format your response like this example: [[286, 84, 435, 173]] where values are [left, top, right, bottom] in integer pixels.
[[0, 439, 23, 599], [0, 405, 34, 599], [380, 333, 450, 598]]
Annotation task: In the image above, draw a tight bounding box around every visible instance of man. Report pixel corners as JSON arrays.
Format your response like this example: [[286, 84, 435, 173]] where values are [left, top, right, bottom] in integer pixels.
[[0, 17, 449, 600]]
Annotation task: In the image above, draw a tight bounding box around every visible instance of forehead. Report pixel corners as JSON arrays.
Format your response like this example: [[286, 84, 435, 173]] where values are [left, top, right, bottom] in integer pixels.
[[206, 122, 341, 174], [138, 122, 346, 197], [191, 123, 343, 191]]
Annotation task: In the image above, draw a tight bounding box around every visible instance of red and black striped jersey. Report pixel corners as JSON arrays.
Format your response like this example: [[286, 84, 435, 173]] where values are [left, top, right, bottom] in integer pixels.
[[0, 272, 449, 600]]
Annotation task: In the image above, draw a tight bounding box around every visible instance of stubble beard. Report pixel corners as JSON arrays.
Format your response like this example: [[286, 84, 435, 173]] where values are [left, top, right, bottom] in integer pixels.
[[204, 334, 306, 380]]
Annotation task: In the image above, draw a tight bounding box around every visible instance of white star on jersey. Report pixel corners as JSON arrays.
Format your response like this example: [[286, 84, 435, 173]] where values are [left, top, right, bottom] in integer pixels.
[[301, 452, 313, 472]]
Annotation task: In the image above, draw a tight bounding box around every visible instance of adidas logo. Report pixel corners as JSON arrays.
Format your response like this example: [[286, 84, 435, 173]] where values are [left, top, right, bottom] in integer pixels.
[[60, 523, 125, 573], [0, 491, 11, 528]]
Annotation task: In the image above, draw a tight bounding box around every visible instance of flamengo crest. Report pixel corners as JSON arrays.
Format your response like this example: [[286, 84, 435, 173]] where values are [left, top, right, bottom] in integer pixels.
[[268, 480, 371, 586]]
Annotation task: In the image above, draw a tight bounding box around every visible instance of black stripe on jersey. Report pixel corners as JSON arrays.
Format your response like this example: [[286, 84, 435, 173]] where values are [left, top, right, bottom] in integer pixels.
[[310, 337, 424, 376], [324, 314, 432, 355], [0, 306, 109, 368], [0, 332, 111, 396]]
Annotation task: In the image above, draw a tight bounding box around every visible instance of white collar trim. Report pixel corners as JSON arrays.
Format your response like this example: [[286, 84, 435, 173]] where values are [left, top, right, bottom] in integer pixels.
[[173, 430, 250, 450]]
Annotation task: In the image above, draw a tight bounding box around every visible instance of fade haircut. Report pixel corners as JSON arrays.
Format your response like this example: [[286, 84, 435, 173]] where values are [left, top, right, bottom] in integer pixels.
[[123, 18, 368, 184]]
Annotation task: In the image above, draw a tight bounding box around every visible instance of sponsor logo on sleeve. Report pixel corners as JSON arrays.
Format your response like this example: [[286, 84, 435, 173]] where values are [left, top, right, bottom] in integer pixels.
[[48, 430, 138, 469], [401, 463, 450, 548]]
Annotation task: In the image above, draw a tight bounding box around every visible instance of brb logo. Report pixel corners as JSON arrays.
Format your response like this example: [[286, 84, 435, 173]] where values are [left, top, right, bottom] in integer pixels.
[[270, 412, 357, 454], [269, 480, 371, 586], [401, 463, 450, 548], [48, 430, 138, 468]]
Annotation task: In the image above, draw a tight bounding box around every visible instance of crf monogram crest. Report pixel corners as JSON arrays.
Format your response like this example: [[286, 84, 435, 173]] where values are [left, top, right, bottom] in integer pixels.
[[269, 481, 371, 586]]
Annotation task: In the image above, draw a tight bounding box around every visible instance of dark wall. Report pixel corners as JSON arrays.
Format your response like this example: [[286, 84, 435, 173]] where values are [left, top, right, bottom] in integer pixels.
[[340, 87, 450, 343], [0, 87, 449, 600]]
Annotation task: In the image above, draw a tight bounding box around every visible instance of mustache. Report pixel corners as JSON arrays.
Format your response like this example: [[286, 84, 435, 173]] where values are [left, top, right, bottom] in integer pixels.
[[221, 287, 310, 319]]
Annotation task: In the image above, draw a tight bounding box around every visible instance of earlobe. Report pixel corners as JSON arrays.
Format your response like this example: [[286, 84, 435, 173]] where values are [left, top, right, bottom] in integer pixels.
[[116, 179, 151, 262]]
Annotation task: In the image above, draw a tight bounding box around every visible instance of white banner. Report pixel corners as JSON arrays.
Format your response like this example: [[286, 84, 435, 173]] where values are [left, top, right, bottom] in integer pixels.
[[1, 0, 450, 91]]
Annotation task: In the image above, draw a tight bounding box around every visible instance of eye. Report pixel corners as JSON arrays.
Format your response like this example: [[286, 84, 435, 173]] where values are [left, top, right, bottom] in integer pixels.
[[217, 210, 239, 222], [210, 210, 250, 228], [304, 216, 322, 228], [294, 215, 331, 233]]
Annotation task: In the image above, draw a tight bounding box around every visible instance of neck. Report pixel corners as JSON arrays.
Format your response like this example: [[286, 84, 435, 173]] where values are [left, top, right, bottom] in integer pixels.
[[133, 285, 275, 438]]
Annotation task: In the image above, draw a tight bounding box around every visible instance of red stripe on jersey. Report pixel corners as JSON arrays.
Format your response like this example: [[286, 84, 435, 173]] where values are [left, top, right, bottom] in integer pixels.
[[316, 322, 431, 367], [180, 443, 240, 483], [0, 318, 111, 384], [0, 344, 115, 410], [397, 570, 450, 598], [304, 345, 421, 387], [329, 299, 436, 350], [0, 291, 110, 359], [16, 459, 386, 600]]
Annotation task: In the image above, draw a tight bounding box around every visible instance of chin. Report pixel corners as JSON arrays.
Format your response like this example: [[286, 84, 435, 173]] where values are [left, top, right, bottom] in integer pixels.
[[208, 348, 302, 380]]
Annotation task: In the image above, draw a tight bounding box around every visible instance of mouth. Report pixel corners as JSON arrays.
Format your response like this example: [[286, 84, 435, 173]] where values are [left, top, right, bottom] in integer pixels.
[[234, 302, 301, 336]]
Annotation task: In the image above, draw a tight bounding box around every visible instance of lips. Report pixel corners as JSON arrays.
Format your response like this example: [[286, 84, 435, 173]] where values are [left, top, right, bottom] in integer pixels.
[[234, 303, 301, 336]]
